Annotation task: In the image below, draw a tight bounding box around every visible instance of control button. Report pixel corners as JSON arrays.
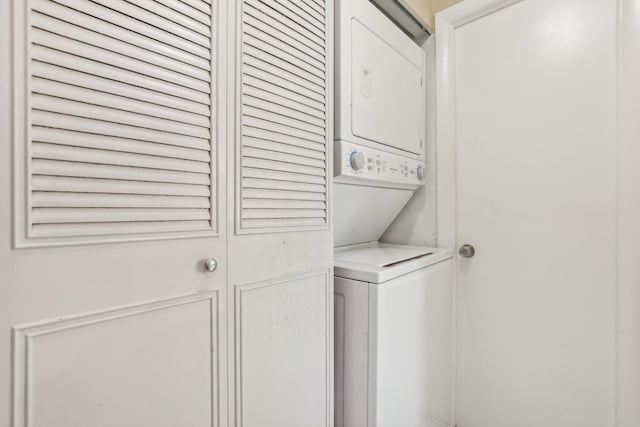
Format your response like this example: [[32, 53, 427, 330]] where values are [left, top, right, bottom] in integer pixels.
[[349, 151, 366, 171], [416, 166, 425, 181]]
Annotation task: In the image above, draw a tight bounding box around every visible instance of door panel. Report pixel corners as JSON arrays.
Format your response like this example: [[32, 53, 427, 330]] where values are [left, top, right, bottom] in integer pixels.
[[441, 0, 617, 426], [13, 293, 219, 427], [0, 0, 228, 425], [234, 271, 331, 427], [228, 0, 334, 425]]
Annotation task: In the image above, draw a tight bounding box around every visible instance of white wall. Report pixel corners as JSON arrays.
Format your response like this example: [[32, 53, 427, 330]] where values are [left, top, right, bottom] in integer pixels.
[[381, 36, 438, 247], [617, 1, 640, 425]]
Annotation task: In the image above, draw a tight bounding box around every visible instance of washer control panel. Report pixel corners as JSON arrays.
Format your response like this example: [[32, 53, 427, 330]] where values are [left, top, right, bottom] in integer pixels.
[[335, 141, 426, 187]]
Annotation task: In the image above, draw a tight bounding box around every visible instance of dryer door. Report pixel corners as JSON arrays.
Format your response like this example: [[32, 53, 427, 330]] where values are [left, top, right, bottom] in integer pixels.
[[351, 19, 425, 155]]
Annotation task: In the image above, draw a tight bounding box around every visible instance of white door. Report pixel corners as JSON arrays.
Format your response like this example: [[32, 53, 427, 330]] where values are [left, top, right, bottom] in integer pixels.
[[436, 0, 618, 426], [226, 1, 334, 426], [0, 1, 228, 426]]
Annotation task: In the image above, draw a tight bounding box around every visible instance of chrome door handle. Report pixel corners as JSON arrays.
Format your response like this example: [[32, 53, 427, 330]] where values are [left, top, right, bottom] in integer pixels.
[[459, 244, 475, 258], [204, 258, 218, 272]]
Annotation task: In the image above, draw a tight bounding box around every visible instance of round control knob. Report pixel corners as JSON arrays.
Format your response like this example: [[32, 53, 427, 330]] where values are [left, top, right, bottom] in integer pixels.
[[416, 166, 425, 181], [349, 151, 366, 170]]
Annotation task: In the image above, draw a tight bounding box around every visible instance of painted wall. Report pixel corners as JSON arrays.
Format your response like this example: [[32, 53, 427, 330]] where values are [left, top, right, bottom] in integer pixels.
[[403, 0, 465, 29], [617, 0, 640, 425], [381, 36, 437, 247]]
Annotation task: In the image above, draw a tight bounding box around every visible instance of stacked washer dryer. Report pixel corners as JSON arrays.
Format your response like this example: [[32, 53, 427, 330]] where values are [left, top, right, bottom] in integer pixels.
[[334, 1, 454, 427]]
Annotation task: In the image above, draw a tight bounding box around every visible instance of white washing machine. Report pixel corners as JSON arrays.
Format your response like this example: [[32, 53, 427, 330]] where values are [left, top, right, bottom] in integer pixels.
[[334, 244, 454, 427], [333, 1, 452, 426]]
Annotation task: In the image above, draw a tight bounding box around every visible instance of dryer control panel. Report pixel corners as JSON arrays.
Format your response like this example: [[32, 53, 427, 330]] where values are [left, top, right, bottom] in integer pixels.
[[334, 140, 426, 188]]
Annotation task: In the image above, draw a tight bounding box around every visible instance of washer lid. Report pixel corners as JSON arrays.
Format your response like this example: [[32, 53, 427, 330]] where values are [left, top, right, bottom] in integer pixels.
[[334, 244, 453, 283]]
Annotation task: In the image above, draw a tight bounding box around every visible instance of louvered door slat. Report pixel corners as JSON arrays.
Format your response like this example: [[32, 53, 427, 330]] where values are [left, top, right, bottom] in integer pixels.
[[242, 188, 326, 201], [50, 0, 210, 58], [32, 221, 212, 238], [243, 27, 325, 74], [153, 0, 211, 26], [32, 95, 210, 139], [243, 52, 325, 96], [30, 12, 210, 81], [244, 65, 324, 105], [32, 62, 210, 117], [32, 79, 210, 128], [243, 125, 325, 154], [241, 217, 326, 228], [31, 128, 210, 162], [20, 0, 216, 242], [32, 193, 210, 209], [32, 176, 210, 197], [243, 199, 326, 210], [243, 209, 326, 219], [243, 158, 325, 178], [243, 137, 325, 161], [178, 0, 213, 16], [31, 46, 211, 105], [32, 208, 211, 224], [242, 178, 326, 194], [32, 111, 210, 151], [243, 84, 325, 121], [243, 95, 324, 129], [243, 106, 325, 137], [31, 28, 210, 93], [243, 168, 325, 185], [243, 76, 325, 113], [243, 147, 325, 168], [243, 13, 325, 65], [32, 0, 210, 70], [267, 0, 325, 35], [277, 0, 325, 32], [243, 43, 324, 87], [90, 0, 210, 47], [32, 143, 210, 174], [245, 0, 325, 48], [126, 0, 211, 38], [32, 159, 210, 186], [244, 3, 324, 57]]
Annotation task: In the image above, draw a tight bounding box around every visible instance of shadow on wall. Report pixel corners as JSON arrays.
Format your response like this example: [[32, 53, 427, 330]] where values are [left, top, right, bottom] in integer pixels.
[[381, 36, 437, 247]]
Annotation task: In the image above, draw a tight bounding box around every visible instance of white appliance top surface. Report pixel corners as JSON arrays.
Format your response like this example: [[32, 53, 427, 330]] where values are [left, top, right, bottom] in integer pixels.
[[334, 244, 453, 283], [336, 246, 431, 267]]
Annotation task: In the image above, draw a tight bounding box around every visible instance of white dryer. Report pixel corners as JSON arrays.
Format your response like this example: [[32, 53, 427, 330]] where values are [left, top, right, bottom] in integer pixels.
[[334, 244, 454, 427]]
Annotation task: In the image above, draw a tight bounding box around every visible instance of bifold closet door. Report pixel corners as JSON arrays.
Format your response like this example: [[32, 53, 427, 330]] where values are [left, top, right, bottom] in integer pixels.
[[0, 1, 228, 426], [228, 0, 334, 426]]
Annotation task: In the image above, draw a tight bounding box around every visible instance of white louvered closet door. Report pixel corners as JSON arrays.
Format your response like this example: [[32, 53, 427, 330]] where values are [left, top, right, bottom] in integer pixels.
[[228, 1, 333, 427], [1, 1, 228, 426]]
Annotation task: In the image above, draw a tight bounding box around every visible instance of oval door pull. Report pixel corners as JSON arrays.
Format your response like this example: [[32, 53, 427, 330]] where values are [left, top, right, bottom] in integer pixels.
[[459, 244, 475, 258], [204, 258, 218, 272]]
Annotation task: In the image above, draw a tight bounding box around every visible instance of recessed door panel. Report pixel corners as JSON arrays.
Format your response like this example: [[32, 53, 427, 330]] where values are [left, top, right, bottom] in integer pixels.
[[234, 271, 331, 427], [14, 294, 219, 427]]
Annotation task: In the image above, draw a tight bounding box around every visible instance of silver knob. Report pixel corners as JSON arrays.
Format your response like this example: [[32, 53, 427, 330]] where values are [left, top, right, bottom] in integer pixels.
[[459, 244, 475, 258], [416, 166, 425, 181], [204, 258, 218, 272], [350, 151, 366, 170]]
